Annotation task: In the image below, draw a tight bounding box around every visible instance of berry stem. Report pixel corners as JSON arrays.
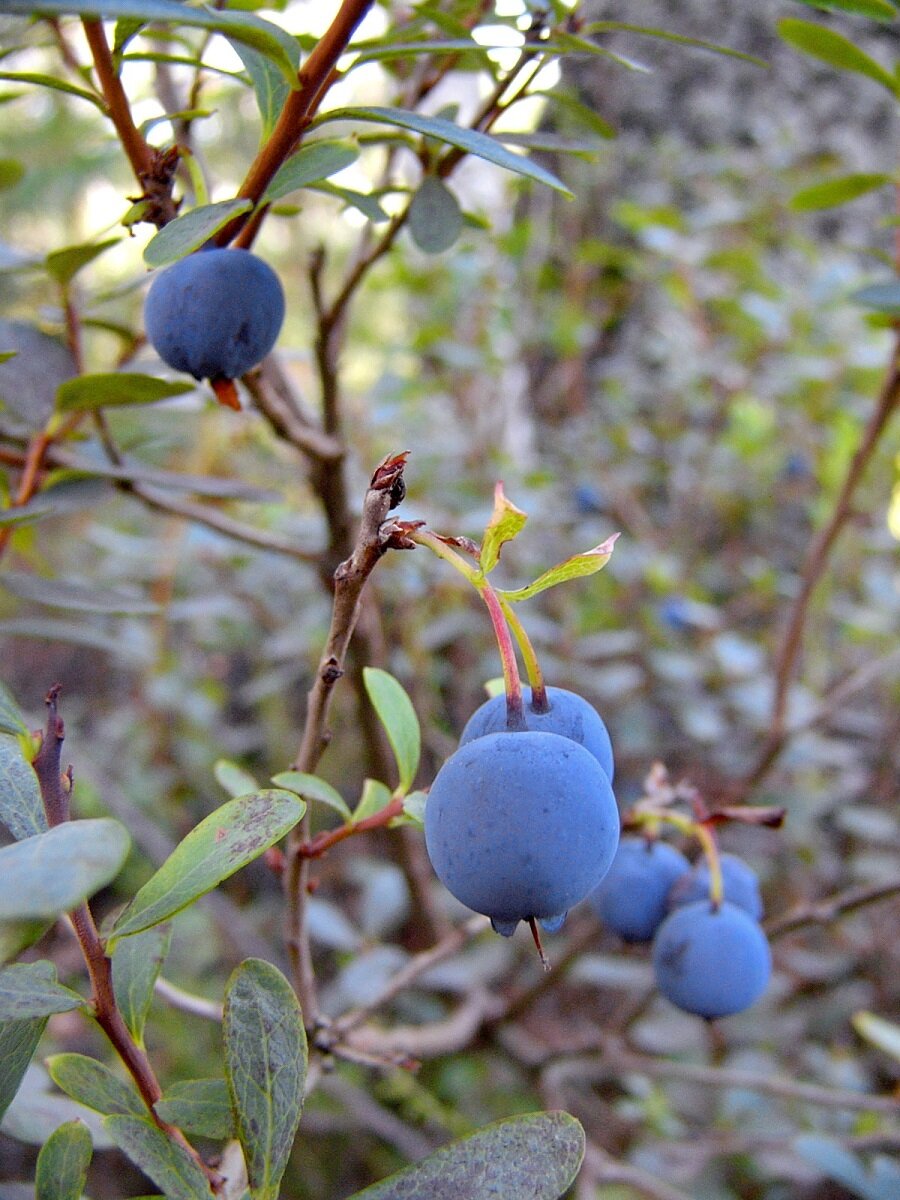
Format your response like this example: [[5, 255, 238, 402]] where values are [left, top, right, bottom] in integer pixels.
[[628, 805, 723, 908], [407, 528, 525, 730], [498, 595, 548, 713], [694, 822, 724, 910]]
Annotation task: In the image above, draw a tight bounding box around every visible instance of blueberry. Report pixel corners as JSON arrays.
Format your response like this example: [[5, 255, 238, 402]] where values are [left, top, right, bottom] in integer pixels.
[[144, 248, 285, 383], [460, 686, 614, 782], [667, 852, 763, 920], [424, 730, 620, 933], [589, 837, 690, 942], [652, 900, 771, 1018]]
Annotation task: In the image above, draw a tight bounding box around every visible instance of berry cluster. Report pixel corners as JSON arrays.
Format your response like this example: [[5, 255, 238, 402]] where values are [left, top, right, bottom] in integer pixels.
[[425, 687, 620, 941], [590, 839, 771, 1018]]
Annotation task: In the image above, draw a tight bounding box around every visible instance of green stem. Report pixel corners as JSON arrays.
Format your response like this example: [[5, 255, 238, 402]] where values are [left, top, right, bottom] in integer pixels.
[[408, 529, 525, 730], [628, 807, 723, 909], [498, 595, 548, 712]]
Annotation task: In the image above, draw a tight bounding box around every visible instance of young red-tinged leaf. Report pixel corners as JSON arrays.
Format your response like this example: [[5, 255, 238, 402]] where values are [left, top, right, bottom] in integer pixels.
[[143, 199, 253, 268], [344, 1111, 585, 1200], [777, 19, 898, 94], [35, 1118, 93, 1200], [362, 669, 420, 793], [408, 177, 463, 254], [47, 1053, 145, 1118], [0, 819, 130, 920], [108, 791, 304, 943], [480, 482, 528, 575], [45, 238, 121, 287], [500, 533, 620, 603], [155, 1078, 235, 1140], [271, 770, 352, 821], [0, 961, 86, 1021], [56, 373, 195, 413], [0, 1009, 48, 1122], [224, 959, 306, 1200], [791, 173, 893, 210], [0, 730, 46, 838], [263, 141, 360, 203], [111, 922, 173, 1045], [103, 1114, 212, 1200]]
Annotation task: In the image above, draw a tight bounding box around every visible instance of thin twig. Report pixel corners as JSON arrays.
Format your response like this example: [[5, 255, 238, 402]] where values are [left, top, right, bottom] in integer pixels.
[[765, 878, 900, 939], [154, 976, 224, 1023], [742, 334, 900, 795], [581, 1143, 694, 1200], [283, 452, 410, 1023]]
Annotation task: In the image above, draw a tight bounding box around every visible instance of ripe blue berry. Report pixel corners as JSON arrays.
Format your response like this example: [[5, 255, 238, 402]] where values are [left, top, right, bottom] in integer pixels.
[[652, 900, 771, 1018], [460, 686, 614, 782], [667, 852, 763, 920], [424, 730, 620, 934], [144, 248, 285, 383], [589, 837, 690, 942]]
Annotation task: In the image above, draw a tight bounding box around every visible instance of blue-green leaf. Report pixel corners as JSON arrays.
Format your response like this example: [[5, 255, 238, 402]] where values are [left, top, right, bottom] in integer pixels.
[[408, 176, 463, 253], [0, 731, 46, 839], [264, 141, 359, 203], [0, 961, 86, 1020], [224, 959, 306, 1200], [143, 200, 254, 268], [35, 1118, 93, 1200], [103, 1114, 213, 1200], [320, 107, 573, 196], [47, 1053, 145, 1117], [0, 819, 130, 921], [777, 18, 898, 93]]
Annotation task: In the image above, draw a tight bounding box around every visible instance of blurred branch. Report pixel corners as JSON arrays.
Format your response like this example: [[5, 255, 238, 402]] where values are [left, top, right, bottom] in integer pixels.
[[581, 1144, 694, 1200], [742, 333, 900, 796], [540, 1040, 900, 1115], [283, 452, 410, 1023], [765, 878, 900, 939], [154, 976, 224, 1023]]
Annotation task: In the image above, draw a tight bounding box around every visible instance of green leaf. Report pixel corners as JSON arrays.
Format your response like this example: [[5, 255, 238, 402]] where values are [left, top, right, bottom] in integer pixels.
[[791, 172, 893, 209], [0, 504, 51, 529], [408, 176, 463, 254], [0, 961, 85, 1020], [500, 533, 619, 603], [0, 571, 160, 615], [583, 22, 770, 65], [362, 669, 420, 793], [0, 917, 51, 965], [233, 43, 290, 142], [155, 1078, 235, 1140], [109, 791, 304, 943], [45, 238, 121, 287], [35, 1118, 93, 1200], [307, 181, 390, 223], [794, 0, 898, 20], [0, 731, 46, 840], [400, 790, 427, 827], [853, 1010, 900, 1062], [142, 200, 254, 268], [4, 3, 301, 87], [777, 18, 898, 93], [0, 682, 28, 737], [56, 373, 195, 413], [0, 819, 130, 921], [271, 770, 352, 821], [850, 280, 900, 313], [263, 141, 360, 203], [111, 923, 173, 1045], [103, 1114, 213, 1200], [224, 959, 306, 1200], [535, 91, 618, 139], [480, 482, 528, 574], [214, 760, 261, 799], [0, 159, 25, 191], [794, 1135, 896, 1200], [0, 1009, 48, 1123], [47, 1053, 145, 1118], [351, 778, 393, 824], [344, 1111, 585, 1200], [321, 107, 573, 197], [0, 72, 105, 111]]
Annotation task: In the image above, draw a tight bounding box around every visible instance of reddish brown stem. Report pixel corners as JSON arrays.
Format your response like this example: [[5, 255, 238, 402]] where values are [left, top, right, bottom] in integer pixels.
[[82, 19, 154, 182], [740, 335, 900, 795], [299, 796, 405, 859], [216, 0, 375, 247]]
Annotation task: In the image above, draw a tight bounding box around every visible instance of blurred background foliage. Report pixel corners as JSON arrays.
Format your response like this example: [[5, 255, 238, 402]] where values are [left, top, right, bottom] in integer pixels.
[[0, 1, 898, 1198]]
